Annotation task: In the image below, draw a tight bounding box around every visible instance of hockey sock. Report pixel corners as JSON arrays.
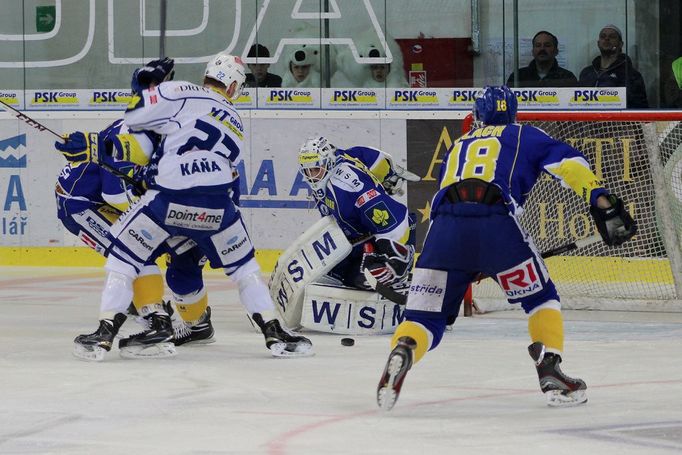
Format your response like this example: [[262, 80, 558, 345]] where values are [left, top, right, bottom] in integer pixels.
[[132, 268, 164, 313], [100, 271, 134, 318], [228, 258, 276, 316], [528, 308, 564, 354], [174, 288, 208, 324], [391, 321, 431, 363]]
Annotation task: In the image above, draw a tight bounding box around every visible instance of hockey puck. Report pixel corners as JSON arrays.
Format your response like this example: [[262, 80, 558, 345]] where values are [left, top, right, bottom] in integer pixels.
[[341, 337, 355, 347]]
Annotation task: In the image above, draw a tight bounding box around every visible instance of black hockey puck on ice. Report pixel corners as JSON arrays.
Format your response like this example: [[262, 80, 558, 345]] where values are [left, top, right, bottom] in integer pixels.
[[341, 337, 355, 346]]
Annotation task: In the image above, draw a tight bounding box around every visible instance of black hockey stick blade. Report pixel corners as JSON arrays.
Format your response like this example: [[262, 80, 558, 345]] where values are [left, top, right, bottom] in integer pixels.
[[363, 268, 407, 305], [540, 234, 602, 259]]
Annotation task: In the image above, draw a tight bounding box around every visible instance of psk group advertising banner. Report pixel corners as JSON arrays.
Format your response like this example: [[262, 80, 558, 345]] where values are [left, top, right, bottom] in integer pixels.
[[15, 88, 627, 111]]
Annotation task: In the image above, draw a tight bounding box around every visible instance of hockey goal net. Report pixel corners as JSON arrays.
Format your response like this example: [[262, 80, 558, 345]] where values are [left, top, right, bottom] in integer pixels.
[[465, 112, 682, 312]]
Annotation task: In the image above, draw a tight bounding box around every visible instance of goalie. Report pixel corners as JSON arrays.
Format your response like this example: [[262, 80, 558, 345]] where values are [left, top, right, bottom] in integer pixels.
[[299, 137, 417, 291]]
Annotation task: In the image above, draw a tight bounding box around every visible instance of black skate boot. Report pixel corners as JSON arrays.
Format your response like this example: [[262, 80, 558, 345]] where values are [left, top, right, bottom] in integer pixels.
[[171, 305, 216, 346], [252, 313, 314, 358], [73, 313, 127, 362], [118, 310, 177, 359], [377, 336, 416, 411], [528, 342, 587, 407]]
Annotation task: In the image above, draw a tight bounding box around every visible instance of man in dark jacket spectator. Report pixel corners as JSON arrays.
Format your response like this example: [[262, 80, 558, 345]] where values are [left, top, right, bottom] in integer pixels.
[[578, 24, 648, 108], [244, 44, 282, 88], [507, 31, 577, 88]]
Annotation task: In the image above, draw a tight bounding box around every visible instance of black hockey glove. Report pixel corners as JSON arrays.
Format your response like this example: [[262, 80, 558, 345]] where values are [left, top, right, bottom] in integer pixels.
[[361, 238, 414, 286], [590, 194, 637, 246], [131, 57, 175, 94]]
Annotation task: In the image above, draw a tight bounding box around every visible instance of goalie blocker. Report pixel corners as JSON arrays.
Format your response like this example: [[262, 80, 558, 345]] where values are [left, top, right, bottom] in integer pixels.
[[269, 216, 406, 334]]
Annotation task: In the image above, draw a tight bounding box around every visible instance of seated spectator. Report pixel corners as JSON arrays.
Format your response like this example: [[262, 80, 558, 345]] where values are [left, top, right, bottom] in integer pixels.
[[578, 24, 648, 108], [364, 47, 408, 88], [506, 31, 577, 87], [662, 56, 682, 108], [245, 44, 282, 88], [282, 46, 320, 88]]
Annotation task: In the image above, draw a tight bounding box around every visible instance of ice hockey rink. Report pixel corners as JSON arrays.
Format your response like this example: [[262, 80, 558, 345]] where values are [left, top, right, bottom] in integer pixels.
[[1, 267, 682, 455]]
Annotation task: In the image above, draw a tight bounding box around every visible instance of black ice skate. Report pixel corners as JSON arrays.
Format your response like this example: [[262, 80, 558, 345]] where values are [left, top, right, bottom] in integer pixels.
[[528, 342, 587, 407], [118, 310, 177, 359], [252, 313, 314, 358], [73, 313, 127, 362], [377, 336, 416, 411], [172, 305, 216, 346]]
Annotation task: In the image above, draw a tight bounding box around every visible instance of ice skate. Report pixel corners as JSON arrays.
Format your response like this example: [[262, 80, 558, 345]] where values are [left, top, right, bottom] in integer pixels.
[[377, 336, 416, 411], [118, 310, 177, 359], [528, 342, 587, 407], [252, 313, 314, 358], [73, 313, 127, 362], [169, 303, 216, 346]]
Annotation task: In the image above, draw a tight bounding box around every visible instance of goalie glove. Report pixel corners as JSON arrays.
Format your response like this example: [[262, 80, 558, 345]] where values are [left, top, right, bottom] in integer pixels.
[[362, 238, 414, 286], [590, 194, 637, 246], [55, 132, 100, 166], [383, 164, 421, 196], [131, 57, 175, 94]]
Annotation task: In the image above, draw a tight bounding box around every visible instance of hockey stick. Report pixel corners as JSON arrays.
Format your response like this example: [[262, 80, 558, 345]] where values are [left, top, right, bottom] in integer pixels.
[[0, 99, 142, 191], [364, 234, 603, 306]]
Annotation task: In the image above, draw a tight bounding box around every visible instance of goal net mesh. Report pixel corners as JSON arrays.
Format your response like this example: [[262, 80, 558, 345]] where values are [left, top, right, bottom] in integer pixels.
[[469, 114, 682, 311]]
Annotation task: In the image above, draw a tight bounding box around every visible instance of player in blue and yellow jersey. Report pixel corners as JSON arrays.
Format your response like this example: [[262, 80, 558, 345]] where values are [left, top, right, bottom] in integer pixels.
[[298, 137, 418, 290], [376, 86, 637, 409]]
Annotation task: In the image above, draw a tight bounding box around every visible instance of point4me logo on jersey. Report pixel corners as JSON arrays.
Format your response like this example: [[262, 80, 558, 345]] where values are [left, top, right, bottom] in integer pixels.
[[262, 89, 315, 108], [29, 90, 79, 107], [497, 258, 544, 298], [388, 89, 439, 108], [89, 90, 134, 108], [569, 89, 625, 108], [165, 203, 224, 231], [0, 134, 28, 238], [513, 89, 560, 108]]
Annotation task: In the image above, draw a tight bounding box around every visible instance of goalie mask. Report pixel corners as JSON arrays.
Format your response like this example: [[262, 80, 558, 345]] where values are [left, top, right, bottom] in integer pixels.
[[473, 85, 518, 125], [205, 53, 246, 100], [298, 136, 337, 198]]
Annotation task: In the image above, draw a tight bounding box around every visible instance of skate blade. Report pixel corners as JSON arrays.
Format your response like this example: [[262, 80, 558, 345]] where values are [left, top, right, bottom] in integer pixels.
[[119, 342, 177, 359], [269, 341, 315, 358], [73, 343, 107, 362], [377, 354, 405, 411], [546, 389, 588, 407]]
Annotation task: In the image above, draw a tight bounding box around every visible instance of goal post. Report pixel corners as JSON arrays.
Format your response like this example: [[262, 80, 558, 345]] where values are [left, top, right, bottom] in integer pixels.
[[464, 111, 682, 312]]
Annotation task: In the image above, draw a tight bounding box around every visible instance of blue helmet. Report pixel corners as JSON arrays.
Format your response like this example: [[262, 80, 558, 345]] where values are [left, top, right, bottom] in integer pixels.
[[473, 85, 518, 125]]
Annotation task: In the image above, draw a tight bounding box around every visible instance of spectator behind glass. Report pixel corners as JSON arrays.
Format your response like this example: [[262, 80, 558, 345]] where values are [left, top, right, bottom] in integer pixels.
[[364, 47, 408, 88], [281, 46, 320, 88], [244, 44, 282, 88], [506, 31, 577, 87], [578, 24, 648, 108], [663, 56, 682, 108]]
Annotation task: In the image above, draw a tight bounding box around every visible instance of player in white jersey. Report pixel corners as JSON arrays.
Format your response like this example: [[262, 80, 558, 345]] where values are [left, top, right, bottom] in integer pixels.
[[97, 53, 312, 357]]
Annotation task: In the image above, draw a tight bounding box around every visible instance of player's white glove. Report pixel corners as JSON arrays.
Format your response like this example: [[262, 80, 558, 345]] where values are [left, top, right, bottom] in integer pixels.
[[361, 239, 414, 286], [383, 164, 421, 196]]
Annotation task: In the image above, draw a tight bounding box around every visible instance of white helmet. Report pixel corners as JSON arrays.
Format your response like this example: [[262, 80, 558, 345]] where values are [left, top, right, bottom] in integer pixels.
[[204, 53, 246, 100], [298, 136, 337, 198]]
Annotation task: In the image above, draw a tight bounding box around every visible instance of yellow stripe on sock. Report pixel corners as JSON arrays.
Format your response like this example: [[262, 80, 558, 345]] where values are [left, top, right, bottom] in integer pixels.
[[132, 273, 164, 311], [391, 321, 430, 364], [528, 309, 564, 353], [175, 294, 209, 323]]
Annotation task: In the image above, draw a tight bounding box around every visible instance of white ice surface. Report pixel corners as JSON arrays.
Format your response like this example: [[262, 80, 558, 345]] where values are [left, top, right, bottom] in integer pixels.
[[1, 266, 682, 455]]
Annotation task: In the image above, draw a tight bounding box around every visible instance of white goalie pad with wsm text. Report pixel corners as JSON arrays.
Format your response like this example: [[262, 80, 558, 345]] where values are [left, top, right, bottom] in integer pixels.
[[268, 216, 405, 334]]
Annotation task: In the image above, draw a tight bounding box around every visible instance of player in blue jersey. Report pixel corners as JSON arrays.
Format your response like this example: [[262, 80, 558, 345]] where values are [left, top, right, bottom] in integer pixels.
[[60, 54, 313, 358], [376, 86, 637, 409], [298, 137, 418, 290]]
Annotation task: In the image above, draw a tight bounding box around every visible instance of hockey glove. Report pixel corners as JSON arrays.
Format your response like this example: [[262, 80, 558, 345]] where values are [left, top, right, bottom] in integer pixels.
[[55, 131, 100, 166], [362, 239, 414, 286], [590, 194, 637, 246], [131, 57, 175, 94], [383, 164, 421, 196]]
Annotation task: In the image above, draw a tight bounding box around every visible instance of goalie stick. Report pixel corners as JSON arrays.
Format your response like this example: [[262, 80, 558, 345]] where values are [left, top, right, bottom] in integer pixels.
[[0, 99, 143, 191], [364, 234, 603, 306]]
